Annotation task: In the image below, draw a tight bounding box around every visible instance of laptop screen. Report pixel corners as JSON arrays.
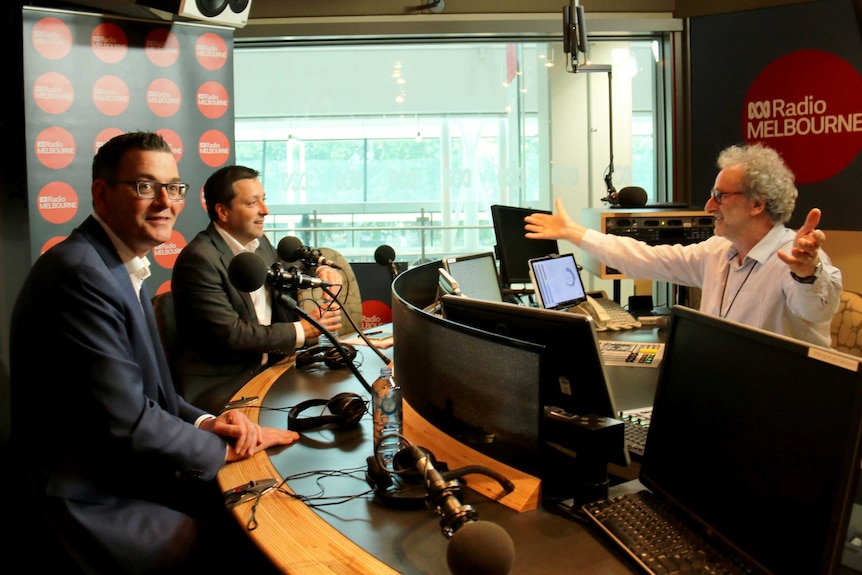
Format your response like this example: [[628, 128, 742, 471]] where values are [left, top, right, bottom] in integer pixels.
[[443, 252, 504, 302], [528, 253, 588, 310], [642, 306, 862, 574]]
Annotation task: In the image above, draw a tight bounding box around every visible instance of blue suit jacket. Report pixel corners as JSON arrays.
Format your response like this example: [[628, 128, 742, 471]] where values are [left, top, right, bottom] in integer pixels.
[[10, 217, 228, 569]]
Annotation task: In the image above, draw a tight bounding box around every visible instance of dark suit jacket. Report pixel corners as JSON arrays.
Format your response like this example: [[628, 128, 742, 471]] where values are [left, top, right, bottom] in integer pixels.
[[171, 223, 301, 413], [10, 216, 228, 571]]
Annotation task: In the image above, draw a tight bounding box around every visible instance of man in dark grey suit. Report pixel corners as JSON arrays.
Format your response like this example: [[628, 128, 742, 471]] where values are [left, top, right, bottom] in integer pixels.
[[171, 165, 342, 414], [10, 132, 298, 573]]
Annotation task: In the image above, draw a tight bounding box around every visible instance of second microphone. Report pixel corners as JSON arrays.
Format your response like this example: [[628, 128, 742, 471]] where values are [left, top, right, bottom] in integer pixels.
[[229, 251, 336, 292]]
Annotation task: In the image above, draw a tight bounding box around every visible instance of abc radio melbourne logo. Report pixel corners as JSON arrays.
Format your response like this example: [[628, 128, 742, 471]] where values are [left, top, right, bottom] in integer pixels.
[[743, 50, 862, 184]]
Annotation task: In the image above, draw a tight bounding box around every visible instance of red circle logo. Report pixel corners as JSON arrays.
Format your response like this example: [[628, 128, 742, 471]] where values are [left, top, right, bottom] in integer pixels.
[[94, 128, 125, 154], [35, 127, 76, 170], [41, 235, 67, 255], [195, 33, 228, 71], [361, 300, 393, 330], [37, 181, 79, 224], [145, 28, 180, 67], [92, 75, 130, 116], [147, 78, 182, 118], [91, 23, 129, 64], [152, 229, 187, 269], [33, 71, 74, 115], [196, 80, 229, 119], [156, 128, 185, 163], [198, 129, 231, 168], [32, 17, 72, 60], [156, 280, 172, 295], [743, 49, 862, 184]]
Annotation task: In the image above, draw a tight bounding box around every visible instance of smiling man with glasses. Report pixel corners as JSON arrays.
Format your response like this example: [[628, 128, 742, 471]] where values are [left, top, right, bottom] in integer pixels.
[[525, 142, 843, 347]]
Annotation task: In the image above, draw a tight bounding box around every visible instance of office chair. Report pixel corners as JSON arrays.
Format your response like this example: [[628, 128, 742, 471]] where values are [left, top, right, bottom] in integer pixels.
[[151, 291, 179, 377], [298, 247, 363, 337], [831, 290, 862, 357]]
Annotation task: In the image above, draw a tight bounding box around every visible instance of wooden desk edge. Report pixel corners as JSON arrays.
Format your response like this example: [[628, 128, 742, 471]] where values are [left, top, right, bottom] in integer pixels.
[[217, 358, 542, 574], [217, 361, 400, 575]]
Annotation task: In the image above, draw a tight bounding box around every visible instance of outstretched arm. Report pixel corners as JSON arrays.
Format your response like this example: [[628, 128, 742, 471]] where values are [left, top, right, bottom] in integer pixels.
[[524, 197, 589, 245], [776, 208, 827, 277]]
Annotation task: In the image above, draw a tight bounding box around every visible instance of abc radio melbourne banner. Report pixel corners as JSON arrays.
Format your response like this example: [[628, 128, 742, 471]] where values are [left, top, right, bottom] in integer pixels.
[[22, 7, 235, 294], [689, 0, 862, 231]]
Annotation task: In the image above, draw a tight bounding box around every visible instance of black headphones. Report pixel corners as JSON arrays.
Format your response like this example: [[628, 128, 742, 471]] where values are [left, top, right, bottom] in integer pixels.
[[295, 343, 358, 369], [364, 437, 453, 510], [287, 392, 367, 432]]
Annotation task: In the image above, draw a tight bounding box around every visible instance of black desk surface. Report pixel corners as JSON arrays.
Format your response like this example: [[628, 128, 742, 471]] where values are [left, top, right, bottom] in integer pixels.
[[251, 331, 661, 575]]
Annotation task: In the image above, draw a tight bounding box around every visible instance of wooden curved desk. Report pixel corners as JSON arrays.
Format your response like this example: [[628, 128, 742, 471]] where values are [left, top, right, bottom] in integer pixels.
[[216, 360, 399, 575]]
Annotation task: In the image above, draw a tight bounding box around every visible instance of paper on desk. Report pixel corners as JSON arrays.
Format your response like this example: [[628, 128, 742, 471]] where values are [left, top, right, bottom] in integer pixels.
[[342, 333, 394, 349]]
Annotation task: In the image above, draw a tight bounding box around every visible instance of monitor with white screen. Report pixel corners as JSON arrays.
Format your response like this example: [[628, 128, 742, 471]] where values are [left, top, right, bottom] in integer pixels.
[[528, 253, 588, 310], [442, 252, 504, 302]]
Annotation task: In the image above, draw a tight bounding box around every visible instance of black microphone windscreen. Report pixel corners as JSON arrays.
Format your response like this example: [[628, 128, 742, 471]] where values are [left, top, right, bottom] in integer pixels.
[[228, 252, 268, 292], [374, 244, 396, 266], [447, 521, 515, 575], [277, 236, 304, 262], [617, 186, 648, 208]]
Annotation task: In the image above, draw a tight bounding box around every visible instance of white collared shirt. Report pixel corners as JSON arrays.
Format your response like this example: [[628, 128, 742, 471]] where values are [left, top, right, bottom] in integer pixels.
[[92, 213, 151, 303]]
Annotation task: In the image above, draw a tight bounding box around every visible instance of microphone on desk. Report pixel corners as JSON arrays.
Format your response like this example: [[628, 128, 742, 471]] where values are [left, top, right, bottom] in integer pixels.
[[399, 444, 516, 575], [277, 236, 341, 269], [374, 244, 400, 278]]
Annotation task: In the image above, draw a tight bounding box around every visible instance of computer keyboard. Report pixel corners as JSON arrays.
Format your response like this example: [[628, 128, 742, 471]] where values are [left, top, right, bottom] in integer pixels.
[[619, 407, 652, 458], [582, 490, 755, 575], [600, 341, 664, 368]]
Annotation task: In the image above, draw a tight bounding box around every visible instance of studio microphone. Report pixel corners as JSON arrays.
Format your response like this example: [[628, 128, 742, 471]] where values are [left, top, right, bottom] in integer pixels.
[[277, 236, 341, 269], [603, 171, 619, 205], [374, 244, 399, 278], [228, 252, 334, 292], [402, 445, 515, 575]]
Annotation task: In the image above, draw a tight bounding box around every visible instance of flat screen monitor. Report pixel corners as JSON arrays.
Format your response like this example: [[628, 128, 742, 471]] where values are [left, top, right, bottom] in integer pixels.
[[442, 252, 504, 302], [491, 204, 559, 286], [643, 306, 862, 575], [439, 294, 629, 467]]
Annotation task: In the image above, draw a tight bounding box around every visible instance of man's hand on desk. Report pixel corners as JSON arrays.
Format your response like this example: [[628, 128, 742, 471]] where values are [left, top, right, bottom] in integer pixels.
[[200, 409, 300, 462]]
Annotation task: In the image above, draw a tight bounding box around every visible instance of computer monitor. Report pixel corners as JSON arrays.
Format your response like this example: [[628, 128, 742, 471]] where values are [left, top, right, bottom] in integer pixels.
[[643, 306, 862, 575], [490, 204, 559, 286], [528, 253, 588, 310], [442, 252, 504, 302], [439, 294, 629, 467]]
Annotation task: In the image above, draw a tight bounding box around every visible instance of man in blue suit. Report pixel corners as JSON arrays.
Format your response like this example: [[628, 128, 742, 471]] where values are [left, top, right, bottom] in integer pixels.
[[10, 132, 298, 573]]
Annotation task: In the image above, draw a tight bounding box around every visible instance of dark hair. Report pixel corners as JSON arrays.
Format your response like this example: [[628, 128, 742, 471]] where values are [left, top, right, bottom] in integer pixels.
[[91, 131, 173, 183], [203, 165, 260, 222]]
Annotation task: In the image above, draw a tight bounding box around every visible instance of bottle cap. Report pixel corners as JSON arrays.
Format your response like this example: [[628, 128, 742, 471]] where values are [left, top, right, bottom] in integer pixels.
[[380, 367, 393, 377]]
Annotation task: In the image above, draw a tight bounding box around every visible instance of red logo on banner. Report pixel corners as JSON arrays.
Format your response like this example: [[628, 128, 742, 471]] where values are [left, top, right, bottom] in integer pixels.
[[743, 49, 862, 184], [195, 32, 228, 71], [91, 23, 129, 64], [197, 80, 229, 119], [92, 75, 130, 116], [94, 127, 125, 154], [41, 235, 67, 255], [33, 71, 74, 115], [147, 78, 182, 117], [145, 28, 180, 67], [152, 229, 187, 269], [362, 300, 392, 329], [32, 17, 72, 60], [157, 128, 185, 163], [199, 129, 230, 167], [156, 280, 172, 295], [37, 181, 79, 224], [35, 127, 76, 170]]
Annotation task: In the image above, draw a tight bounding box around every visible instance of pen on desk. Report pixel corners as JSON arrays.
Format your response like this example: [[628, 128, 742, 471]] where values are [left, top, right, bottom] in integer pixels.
[[364, 330, 383, 336]]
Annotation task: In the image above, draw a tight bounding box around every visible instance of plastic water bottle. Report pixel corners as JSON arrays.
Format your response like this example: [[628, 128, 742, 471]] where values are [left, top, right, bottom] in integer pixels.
[[372, 366, 402, 471]]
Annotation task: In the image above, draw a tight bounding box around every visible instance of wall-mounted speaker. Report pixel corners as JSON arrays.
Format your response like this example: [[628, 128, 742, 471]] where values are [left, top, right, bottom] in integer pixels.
[[139, 0, 251, 28], [62, 0, 252, 29]]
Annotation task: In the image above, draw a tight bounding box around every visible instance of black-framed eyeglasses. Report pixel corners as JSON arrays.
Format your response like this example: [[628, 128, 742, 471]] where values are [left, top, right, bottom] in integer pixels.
[[710, 189, 745, 205], [108, 179, 188, 201]]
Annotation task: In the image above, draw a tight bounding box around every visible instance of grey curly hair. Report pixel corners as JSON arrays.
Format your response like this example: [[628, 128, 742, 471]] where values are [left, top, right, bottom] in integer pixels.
[[716, 143, 797, 224]]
